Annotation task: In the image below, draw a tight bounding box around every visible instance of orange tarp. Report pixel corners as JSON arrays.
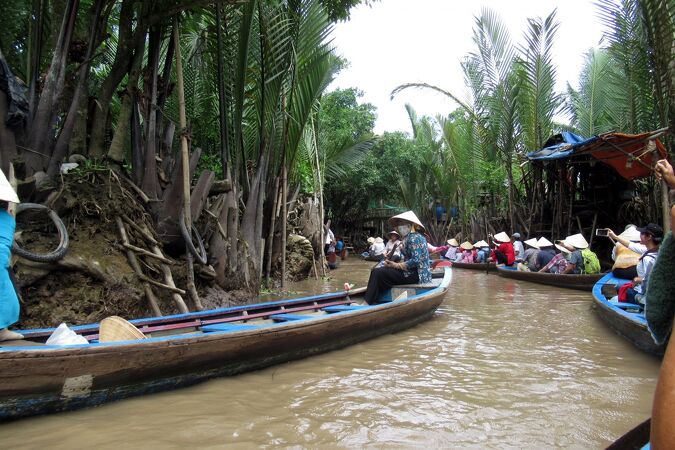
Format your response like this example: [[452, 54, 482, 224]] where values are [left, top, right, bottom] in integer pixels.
[[573, 131, 668, 180]]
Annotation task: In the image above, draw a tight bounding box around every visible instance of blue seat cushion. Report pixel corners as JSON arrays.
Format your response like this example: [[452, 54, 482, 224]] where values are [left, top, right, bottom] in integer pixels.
[[201, 323, 262, 332], [609, 300, 643, 310]]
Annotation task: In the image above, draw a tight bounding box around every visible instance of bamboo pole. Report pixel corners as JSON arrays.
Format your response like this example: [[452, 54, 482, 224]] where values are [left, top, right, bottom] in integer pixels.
[[173, 20, 202, 311], [649, 140, 671, 232], [281, 165, 288, 289]]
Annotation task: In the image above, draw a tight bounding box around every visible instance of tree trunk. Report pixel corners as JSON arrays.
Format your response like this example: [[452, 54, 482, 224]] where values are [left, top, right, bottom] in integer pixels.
[[130, 94, 144, 184], [0, 90, 18, 174], [26, 0, 46, 124], [88, 0, 142, 157], [26, 0, 80, 174], [47, 0, 106, 177], [264, 176, 280, 286], [140, 26, 162, 199], [107, 30, 146, 163], [215, 2, 231, 181]]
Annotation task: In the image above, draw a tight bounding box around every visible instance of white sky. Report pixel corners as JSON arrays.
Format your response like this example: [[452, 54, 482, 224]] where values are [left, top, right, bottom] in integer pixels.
[[329, 0, 606, 134]]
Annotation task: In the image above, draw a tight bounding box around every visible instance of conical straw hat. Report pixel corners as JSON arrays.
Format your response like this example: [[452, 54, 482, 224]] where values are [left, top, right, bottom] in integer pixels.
[[524, 238, 539, 249], [0, 169, 19, 203], [618, 226, 640, 242], [367, 237, 375, 244], [493, 231, 510, 243], [565, 233, 589, 249], [99, 316, 146, 343], [388, 230, 400, 238], [537, 237, 554, 248], [555, 240, 571, 254], [388, 210, 425, 230], [460, 241, 474, 250], [474, 240, 489, 248], [374, 237, 384, 243], [447, 238, 459, 247]]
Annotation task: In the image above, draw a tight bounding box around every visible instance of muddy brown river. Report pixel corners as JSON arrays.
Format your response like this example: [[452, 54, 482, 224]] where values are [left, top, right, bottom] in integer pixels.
[[0, 258, 660, 448]]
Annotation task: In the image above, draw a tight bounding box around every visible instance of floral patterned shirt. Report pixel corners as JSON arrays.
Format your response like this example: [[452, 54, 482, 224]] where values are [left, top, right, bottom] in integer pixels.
[[402, 232, 432, 283]]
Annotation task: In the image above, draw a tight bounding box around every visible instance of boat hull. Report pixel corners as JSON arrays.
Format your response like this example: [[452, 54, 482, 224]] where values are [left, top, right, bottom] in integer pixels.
[[0, 270, 451, 420], [450, 262, 496, 272], [497, 266, 604, 291], [591, 272, 664, 357]]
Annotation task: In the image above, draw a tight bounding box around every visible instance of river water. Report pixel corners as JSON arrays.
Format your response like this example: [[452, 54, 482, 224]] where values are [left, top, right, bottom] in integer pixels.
[[0, 258, 660, 448]]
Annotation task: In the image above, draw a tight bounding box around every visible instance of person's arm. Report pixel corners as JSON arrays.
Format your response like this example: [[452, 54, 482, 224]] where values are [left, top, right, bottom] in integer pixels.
[[560, 262, 574, 274], [607, 229, 632, 249], [539, 253, 561, 273], [655, 159, 675, 189]]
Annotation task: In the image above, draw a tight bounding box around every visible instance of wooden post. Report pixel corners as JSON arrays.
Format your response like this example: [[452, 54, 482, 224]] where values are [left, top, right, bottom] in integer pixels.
[[173, 21, 202, 311], [649, 140, 671, 232]]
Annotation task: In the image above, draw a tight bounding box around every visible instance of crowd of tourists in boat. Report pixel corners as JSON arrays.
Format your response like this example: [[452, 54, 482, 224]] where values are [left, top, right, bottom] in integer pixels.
[[350, 205, 667, 312]]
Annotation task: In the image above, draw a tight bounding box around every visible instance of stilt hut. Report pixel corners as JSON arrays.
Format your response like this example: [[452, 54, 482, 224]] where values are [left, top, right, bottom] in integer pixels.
[[524, 129, 669, 246]]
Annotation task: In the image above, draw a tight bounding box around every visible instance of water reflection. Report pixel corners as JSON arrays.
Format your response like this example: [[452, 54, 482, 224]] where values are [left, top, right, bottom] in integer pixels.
[[0, 260, 660, 448]]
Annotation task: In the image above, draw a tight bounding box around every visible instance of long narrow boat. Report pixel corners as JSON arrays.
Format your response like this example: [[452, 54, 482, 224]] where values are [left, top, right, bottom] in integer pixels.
[[497, 265, 604, 291], [591, 272, 665, 357], [450, 261, 496, 272], [0, 268, 451, 421]]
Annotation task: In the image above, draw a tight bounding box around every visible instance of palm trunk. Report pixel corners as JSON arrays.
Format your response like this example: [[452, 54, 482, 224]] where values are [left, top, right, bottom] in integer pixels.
[[26, 0, 79, 174], [47, 0, 105, 177], [140, 26, 162, 199], [88, 0, 142, 157], [107, 32, 146, 163], [265, 176, 280, 286]]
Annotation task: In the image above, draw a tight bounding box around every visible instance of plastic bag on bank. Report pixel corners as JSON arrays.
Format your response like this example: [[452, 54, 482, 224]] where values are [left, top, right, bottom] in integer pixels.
[[46, 323, 89, 346]]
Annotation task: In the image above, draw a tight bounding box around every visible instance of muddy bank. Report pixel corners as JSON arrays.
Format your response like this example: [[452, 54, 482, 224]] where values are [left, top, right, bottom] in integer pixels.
[[12, 167, 260, 329]]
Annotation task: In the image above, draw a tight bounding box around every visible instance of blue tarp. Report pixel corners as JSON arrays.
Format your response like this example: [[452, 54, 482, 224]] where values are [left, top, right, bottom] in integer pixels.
[[526, 132, 595, 161]]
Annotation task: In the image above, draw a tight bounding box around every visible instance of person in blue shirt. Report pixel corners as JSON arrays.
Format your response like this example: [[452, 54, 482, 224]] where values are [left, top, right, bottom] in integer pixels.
[[0, 168, 21, 341], [364, 211, 431, 305]]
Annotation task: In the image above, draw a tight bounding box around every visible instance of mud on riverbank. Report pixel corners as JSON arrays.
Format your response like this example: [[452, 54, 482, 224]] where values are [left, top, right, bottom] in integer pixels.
[[13, 167, 256, 329]]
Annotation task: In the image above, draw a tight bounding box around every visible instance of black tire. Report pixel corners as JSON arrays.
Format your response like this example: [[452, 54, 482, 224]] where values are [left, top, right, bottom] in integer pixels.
[[13, 203, 69, 262], [179, 214, 207, 265]]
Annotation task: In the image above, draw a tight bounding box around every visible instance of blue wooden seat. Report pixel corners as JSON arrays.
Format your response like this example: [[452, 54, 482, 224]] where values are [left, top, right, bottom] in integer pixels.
[[269, 314, 312, 322], [609, 300, 643, 310], [322, 305, 367, 313], [201, 323, 262, 332]]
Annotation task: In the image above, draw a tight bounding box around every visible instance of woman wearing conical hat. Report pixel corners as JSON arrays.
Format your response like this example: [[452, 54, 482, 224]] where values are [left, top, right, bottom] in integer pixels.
[[488, 231, 515, 266], [364, 211, 432, 305], [458, 241, 477, 263], [535, 237, 556, 269], [384, 230, 402, 262], [521, 238, 540, 271], [474, 240, 490, 263], [0, 169, 22, 341], [441, 238, 459, 261]]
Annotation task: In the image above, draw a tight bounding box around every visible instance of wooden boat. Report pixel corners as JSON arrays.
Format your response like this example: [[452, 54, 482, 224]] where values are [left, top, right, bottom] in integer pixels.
[[496, 265, 604, 291], [591, 272, 665, 357], [0, 268, 451, 421], [450, 261, 496, 272]]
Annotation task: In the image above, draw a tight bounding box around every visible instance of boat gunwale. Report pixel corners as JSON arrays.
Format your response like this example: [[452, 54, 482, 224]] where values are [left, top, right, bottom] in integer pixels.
[[496, 265, 605, 289], [1, 269, 452, 356]]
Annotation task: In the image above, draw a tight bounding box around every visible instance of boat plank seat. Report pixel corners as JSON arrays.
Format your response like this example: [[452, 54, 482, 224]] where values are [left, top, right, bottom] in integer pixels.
[[201, 323, 264, 332], [322, 305, 368, 313], [609, 301, 643, 310], [270, 314, 313, 322]]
